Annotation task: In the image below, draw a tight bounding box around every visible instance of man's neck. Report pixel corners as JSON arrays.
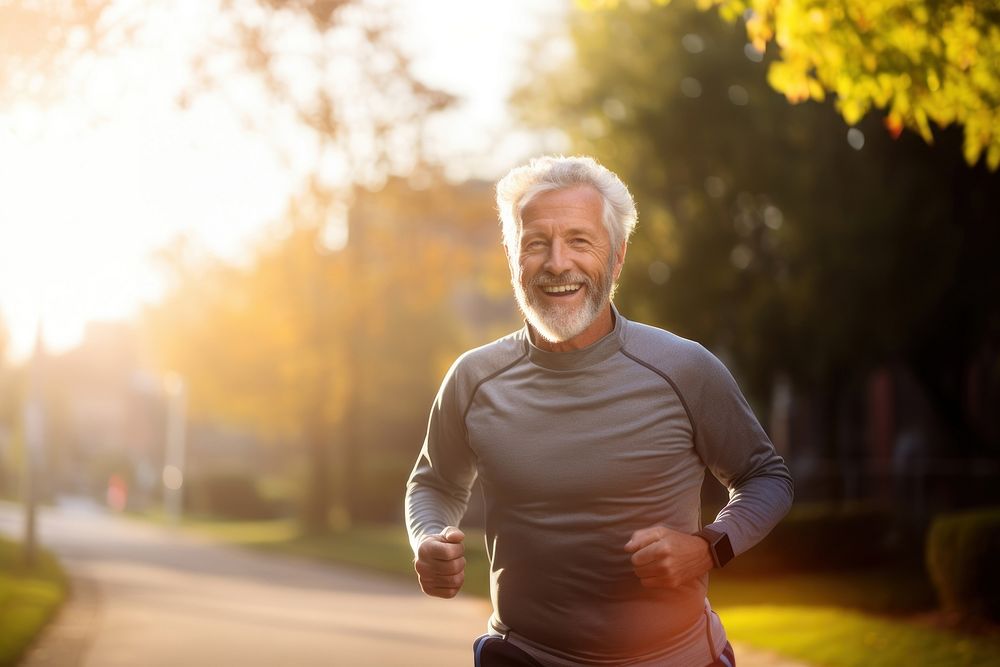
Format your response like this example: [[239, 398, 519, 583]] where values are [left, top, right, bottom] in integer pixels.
[[530, 304, 615, 353]]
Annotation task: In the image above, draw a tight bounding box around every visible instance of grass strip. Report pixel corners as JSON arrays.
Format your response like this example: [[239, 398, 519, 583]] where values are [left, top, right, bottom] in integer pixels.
[[0, 536, 67, 667], [720, 605, 1000, 667], [709, 567, 936, 614]]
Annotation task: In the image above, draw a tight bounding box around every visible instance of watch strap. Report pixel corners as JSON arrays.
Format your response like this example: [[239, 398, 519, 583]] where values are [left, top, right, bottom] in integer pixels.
[[695, 526, 734, 568]]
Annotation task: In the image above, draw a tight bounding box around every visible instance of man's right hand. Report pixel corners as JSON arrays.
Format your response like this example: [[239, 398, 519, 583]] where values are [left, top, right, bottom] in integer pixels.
[[414, 526, 466, 598]]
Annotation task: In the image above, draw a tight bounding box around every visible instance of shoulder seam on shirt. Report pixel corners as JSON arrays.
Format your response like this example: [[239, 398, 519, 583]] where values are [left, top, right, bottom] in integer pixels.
[[619, 348, 698, 443], [461, 352, 528, 423]]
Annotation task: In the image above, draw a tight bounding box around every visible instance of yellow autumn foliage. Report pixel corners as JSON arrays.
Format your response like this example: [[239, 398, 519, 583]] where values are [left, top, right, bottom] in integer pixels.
[[579, 0, 1000, 169]]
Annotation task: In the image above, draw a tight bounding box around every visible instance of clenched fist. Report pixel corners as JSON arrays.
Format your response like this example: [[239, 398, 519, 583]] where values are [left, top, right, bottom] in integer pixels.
[[624, 525, 714, 589], [414, 526, 466, 598]]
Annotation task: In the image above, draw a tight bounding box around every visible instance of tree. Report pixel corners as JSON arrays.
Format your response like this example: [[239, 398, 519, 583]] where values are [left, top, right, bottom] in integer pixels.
[[0, 315, 16, 495], [581, 0, 1000, 170], [143, 174, 513, 530], [517, 0, 1000, 499], [1, 0, 453, 177], [0, 1, 130, 107], [183, 0, 454, 184], [3, 0, 459, 532], [337, 174, 515, 519]]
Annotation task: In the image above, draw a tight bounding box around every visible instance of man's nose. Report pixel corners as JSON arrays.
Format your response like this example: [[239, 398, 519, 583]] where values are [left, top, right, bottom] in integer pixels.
[[543, 239, 572, 275]]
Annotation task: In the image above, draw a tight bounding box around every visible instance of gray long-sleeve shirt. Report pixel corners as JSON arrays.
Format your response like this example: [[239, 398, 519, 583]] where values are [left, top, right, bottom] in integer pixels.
[[405, 307, 793, 666]]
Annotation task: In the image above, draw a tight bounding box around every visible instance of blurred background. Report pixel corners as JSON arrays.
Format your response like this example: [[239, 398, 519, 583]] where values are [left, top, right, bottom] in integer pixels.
[[1, 0, 999, 665]]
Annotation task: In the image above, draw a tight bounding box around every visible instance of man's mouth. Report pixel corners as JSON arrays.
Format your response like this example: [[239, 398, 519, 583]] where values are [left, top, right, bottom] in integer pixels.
[[539, 283, 583, 296]]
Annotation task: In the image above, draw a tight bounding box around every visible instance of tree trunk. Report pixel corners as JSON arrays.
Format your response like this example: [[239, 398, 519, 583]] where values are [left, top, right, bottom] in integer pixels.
[[302, 419, 331, 535]]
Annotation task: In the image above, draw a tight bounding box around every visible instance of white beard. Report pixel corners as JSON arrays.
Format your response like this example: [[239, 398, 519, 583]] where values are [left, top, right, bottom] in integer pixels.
[[513, 264, 615, 344]]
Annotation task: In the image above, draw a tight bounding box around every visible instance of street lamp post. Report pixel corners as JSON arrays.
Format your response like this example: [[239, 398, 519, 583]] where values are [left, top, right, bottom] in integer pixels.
[[22, 326, 46, 568], [163, 373, 187, 523]]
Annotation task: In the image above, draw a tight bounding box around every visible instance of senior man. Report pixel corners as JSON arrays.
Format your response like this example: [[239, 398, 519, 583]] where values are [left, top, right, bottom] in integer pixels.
[[405, 155, 793, 666]]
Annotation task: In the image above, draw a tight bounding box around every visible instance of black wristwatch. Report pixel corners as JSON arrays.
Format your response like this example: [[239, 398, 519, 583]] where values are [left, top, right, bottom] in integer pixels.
[[695, 526, 734, 569]]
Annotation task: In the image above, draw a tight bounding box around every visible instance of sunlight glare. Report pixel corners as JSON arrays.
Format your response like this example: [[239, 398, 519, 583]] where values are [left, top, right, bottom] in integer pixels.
[[0, 0, 565, 361]]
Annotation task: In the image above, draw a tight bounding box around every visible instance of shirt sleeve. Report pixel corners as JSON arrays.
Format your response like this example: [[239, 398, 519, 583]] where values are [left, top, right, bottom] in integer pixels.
[[688, 345, 794, 556], [404, 357, 479, 556]]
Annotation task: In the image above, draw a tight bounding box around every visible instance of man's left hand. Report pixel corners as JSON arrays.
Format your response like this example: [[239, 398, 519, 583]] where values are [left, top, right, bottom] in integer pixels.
[[624, 525, 715, 589]]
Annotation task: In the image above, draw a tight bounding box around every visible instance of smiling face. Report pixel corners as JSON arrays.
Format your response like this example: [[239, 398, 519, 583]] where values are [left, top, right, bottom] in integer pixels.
[[509, 185, 626, 351]]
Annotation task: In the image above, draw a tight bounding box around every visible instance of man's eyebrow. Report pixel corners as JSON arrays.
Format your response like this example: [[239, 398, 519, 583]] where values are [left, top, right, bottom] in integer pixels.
[[520, 225, 599, 240]]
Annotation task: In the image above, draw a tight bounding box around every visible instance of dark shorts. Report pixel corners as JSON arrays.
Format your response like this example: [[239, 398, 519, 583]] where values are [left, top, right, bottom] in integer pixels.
[[709, 641, 737, 667], [472, 634, 544, 667], [472, 636, 737, 667]]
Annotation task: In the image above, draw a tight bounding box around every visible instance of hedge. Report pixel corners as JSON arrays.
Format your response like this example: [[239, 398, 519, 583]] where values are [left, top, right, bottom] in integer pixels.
[[925, 506, 1000, 622], [723, 503, 901, 576]]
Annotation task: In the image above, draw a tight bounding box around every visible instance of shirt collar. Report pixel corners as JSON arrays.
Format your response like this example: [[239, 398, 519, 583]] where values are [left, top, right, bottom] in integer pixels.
[[523, 304, 625, 371]]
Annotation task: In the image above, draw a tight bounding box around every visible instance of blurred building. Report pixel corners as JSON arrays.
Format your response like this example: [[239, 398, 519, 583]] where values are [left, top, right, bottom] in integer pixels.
[[39, 322, 162, 505], [37, 322, 276, 513]]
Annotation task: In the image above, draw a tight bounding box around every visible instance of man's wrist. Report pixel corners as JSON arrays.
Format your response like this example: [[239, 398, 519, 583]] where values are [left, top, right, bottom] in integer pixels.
[[695, 527, 734, 568], [414, 530, 444, 556], [697, 538, 715, 573]]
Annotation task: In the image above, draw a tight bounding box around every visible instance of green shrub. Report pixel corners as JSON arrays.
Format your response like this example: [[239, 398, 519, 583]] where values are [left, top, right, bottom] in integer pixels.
[[925, 506, 1000, 622], [724, 503, 900, 576]]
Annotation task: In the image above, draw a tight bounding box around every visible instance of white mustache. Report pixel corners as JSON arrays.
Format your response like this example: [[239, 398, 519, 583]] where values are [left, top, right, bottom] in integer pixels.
[[530, 273, 592, 288]]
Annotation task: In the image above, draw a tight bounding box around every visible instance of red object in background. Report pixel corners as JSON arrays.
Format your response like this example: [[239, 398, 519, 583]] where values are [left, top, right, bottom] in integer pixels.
[[867, 368, 895, 500], [107, 474, 128, 512]]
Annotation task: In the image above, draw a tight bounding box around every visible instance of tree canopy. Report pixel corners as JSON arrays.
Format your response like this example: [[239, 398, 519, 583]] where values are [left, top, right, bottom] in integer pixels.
[[1, 0, 462, 531], [519, 0, 1000, 462], [0, 0, 453, 184], [581, 0, 1000, 169], [143, 176, 513, 528]]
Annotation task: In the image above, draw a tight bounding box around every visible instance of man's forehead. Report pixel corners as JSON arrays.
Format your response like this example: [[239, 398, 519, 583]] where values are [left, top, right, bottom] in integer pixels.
[[521, 185, 603, 221]]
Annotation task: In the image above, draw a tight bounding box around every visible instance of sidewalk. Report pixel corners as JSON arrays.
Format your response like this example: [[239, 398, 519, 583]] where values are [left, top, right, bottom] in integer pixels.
[[22, 571, 816, 667], [21, 572, 100, 667], [9, 501, 815, 667], [23, 577, 814, 667]]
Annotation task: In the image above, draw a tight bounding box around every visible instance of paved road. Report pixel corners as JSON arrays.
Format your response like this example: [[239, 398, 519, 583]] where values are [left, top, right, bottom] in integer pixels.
[[0, 499, 491, 667], [1, 500, 810, 667]]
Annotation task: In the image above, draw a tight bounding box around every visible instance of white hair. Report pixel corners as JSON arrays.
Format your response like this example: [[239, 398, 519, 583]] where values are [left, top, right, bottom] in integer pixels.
[[495, 155, 638, 255]]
